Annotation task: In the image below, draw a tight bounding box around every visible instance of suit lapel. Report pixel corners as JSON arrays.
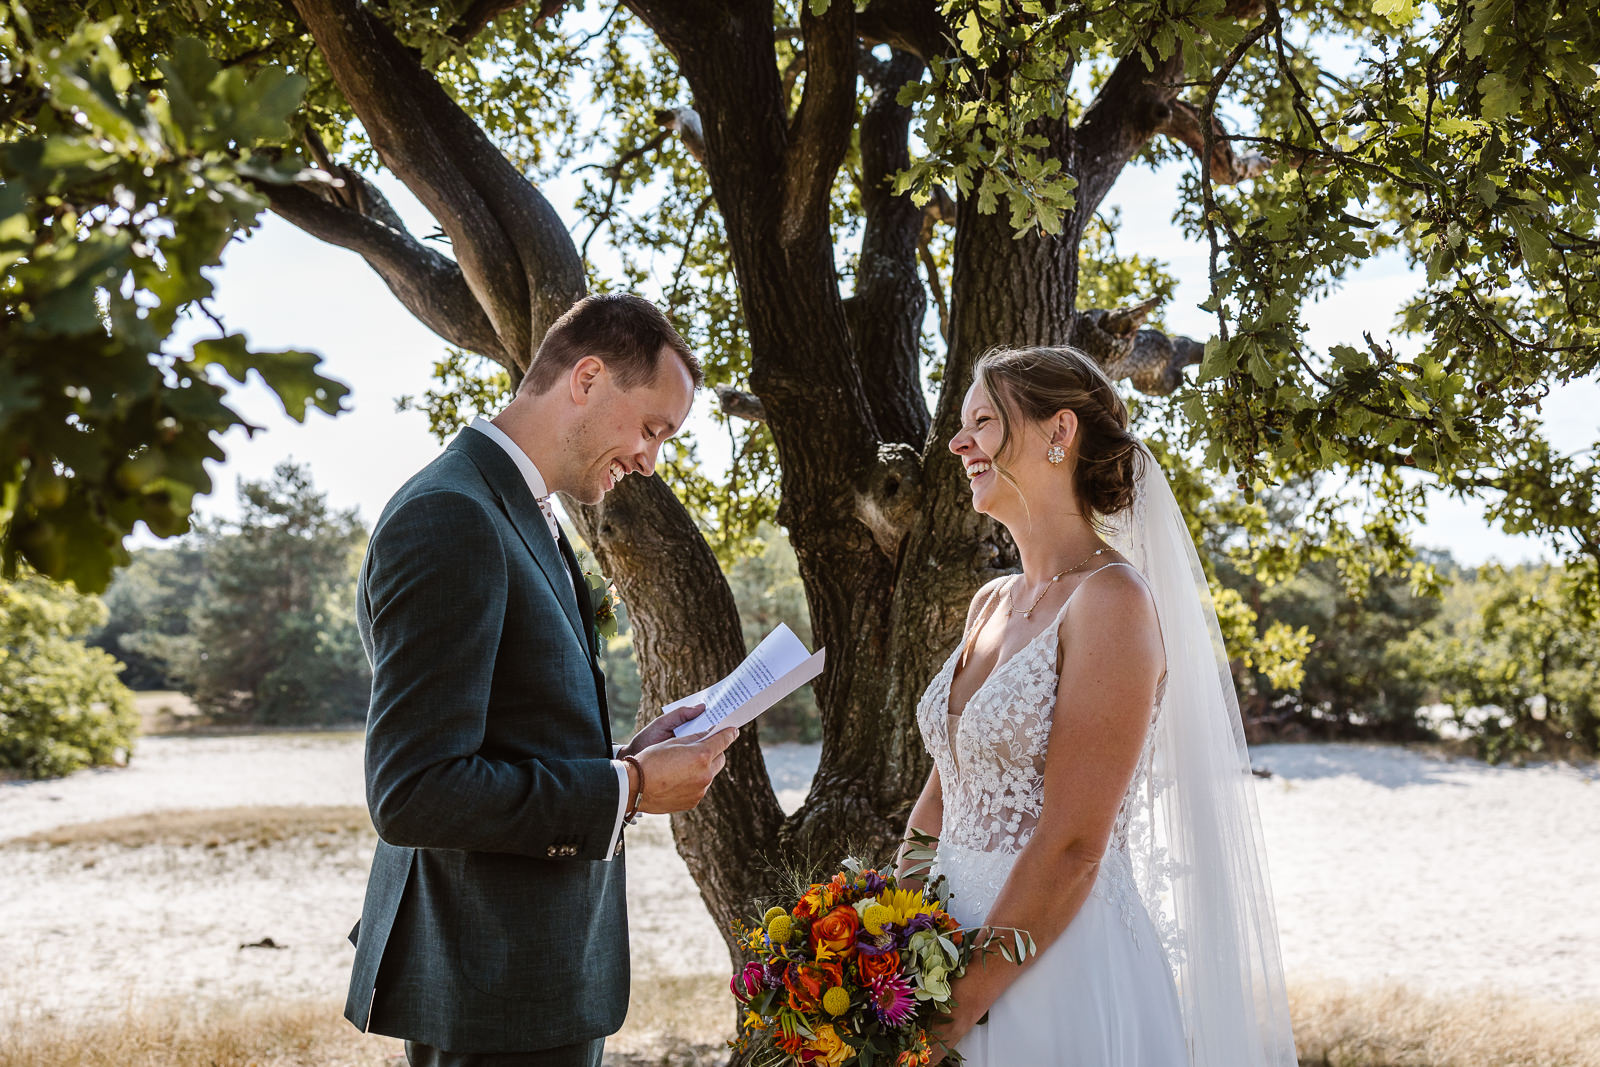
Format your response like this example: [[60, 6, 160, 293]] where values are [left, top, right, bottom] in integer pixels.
[[450, 430, 589, 654], [556, 526, 612, 745], [556, 527, 599, 655]]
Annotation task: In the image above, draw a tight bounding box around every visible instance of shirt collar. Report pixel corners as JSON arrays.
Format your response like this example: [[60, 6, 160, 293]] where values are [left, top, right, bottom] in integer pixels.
[[469, 416, 550, 501]]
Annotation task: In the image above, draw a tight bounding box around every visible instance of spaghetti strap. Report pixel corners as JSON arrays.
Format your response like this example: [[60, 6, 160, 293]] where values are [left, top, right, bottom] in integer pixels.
[[957, 579, 1010, 673], [1058, 561, 1168, 692], [1055, 561, 1137, 617]]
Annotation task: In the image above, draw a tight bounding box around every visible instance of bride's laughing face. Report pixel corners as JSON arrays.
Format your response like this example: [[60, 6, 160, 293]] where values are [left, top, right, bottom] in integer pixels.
[[950, 382, 1019, 519]]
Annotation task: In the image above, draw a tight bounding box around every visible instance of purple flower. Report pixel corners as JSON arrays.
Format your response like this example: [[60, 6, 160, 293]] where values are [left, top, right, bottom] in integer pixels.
[[765, 959, 790, 986], [856, 926, 898, 957], [861, 871, 889, 894], [732, 961, 767, 1002], [902, 913, 936, 936]]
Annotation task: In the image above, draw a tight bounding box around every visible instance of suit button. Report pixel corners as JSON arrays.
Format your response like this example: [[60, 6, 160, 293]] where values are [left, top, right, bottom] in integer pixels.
[[564, 845, 577, 857], [546, 845, 558, 858]]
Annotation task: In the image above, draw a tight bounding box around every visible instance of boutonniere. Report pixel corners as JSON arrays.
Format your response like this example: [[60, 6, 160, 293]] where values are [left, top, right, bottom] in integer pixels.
[[582, 570, 625, 643]]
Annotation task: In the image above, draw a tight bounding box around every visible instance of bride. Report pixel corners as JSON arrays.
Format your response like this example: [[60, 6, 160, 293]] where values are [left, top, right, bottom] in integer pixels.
[[898, 345, 1298, 1066]]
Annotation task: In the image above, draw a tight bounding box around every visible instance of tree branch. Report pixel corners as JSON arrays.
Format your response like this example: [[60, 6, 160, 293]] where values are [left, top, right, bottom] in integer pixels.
[[1070, 298, 1205, 396], [1201, 6, 1282, 342], [1157, 98, 1271, 184], [447, 0, 565, 44], [918, 234, 950, 344], [653, 106, 705, 161], [849, 48, 930, 451], [263, 172, 510, 368], [853, 442, 924, 558], [780, 1, 857, 247], [855, 0, 949, 63], [289, 0, 585, 370], [715, 385, 767, 422], [580, 127, 673, 259], [1072, 44, 1188, 221]]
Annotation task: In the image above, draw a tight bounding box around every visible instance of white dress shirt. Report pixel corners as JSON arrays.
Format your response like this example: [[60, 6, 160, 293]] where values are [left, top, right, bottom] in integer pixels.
[[468, 417, 632, 859]]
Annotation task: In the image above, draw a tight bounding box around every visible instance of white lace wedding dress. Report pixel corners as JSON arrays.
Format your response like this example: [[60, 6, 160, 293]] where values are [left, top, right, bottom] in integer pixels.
[[917, 563, 1189, 1065]]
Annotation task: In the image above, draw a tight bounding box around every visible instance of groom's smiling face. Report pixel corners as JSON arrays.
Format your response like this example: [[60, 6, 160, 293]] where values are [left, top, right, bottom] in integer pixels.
[[563, 349, 696, 505]]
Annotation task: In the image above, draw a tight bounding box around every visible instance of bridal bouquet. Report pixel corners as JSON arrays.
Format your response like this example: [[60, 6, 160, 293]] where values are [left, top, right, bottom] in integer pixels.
[[728, 842, 1032, 1066]]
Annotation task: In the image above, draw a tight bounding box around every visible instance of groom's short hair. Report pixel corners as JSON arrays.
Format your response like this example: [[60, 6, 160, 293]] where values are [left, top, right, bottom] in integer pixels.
[[521, 294, 701, 395]]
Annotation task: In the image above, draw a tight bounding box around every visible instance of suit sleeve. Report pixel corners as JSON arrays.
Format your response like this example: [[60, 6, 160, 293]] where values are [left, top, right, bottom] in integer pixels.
[[361, 489, 620, 859]]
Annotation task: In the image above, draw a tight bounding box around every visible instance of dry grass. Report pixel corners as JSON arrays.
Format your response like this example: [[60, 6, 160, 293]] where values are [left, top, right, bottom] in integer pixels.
[[3, 982, 1597, 1067], [0, 998, 401, 1067], [3, 805, 374, 849], [609, 977, 1600, 1066], [610, 973, 730, 1065], [1290, 982, 1600, 1066], [0, 986, 726, 1067]]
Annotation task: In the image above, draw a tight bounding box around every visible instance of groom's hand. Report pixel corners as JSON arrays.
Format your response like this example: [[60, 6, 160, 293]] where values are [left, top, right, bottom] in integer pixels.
[[632, 723, 738, 814], [617, 702, 705, 760]]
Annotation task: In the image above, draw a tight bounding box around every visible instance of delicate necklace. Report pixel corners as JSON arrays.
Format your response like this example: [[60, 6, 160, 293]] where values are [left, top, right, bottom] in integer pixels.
[[1005, 547, 1108, 619]]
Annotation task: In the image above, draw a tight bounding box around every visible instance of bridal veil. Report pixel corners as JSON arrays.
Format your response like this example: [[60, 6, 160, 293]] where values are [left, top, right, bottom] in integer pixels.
[[1103, 444, 1299, 1067]]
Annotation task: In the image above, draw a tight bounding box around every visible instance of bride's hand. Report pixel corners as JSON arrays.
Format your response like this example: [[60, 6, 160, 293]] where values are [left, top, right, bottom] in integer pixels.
[[618, 703, 705, 759]]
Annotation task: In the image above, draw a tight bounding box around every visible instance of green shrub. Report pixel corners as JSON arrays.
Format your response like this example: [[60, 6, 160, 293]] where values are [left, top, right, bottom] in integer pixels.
[[0, 573, 138, 779], [1230, 554, 1443, 741], [1401, 563, 1599, 763]]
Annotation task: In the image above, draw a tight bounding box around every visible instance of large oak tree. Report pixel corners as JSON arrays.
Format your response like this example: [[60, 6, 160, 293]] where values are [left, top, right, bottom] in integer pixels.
[[4, 0, 1597, 1002]]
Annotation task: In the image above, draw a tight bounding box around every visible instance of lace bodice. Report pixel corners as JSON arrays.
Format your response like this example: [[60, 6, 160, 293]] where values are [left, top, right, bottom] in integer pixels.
[[917, 564, 1176, 945]]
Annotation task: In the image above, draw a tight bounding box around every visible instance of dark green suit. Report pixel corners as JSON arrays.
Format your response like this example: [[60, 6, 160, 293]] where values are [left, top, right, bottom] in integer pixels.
[[344, 428, 626, 1056]]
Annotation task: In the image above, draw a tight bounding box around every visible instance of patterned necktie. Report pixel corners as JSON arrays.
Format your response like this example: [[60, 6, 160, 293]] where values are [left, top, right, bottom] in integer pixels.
[[533, 495, 560, 542]]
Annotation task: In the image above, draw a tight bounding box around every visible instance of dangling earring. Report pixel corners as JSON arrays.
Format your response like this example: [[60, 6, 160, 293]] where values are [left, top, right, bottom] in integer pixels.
[[1046, 443, 1066, 465]]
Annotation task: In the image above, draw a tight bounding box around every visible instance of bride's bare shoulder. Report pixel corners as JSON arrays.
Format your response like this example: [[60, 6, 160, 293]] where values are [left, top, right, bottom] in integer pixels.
[[1061, 562, 1162, 652], [960, 574, 1012, 630], [973, 574, 1012, 608]]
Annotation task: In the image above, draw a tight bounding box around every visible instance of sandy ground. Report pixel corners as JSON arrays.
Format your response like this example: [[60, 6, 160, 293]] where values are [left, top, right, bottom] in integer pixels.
[[3, 735, 1597, 1027]]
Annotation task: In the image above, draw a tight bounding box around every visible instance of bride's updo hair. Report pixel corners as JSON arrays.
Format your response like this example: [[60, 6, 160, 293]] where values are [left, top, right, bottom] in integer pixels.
[[972, 345, 1145, 519]]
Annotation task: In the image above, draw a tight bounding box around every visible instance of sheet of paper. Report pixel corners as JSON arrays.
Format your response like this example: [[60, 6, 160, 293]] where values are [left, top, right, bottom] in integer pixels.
[[669, 623, 825, 737]]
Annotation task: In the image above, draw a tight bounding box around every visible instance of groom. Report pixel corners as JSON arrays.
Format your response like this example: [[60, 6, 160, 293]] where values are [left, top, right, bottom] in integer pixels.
[[344, 293, 738, 1066]]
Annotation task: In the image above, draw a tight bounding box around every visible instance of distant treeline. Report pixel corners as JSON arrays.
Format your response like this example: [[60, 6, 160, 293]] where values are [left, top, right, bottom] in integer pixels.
[[91, 461, 371, 725], [1223, 552, 1598, 762]]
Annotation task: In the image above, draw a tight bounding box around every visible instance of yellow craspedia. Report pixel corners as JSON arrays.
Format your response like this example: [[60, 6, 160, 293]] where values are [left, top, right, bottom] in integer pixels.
[[861, 904, 893, 936], [763, 906, 787, 926], [767, 914, 794, 944], [822, 986, 851, 1017]]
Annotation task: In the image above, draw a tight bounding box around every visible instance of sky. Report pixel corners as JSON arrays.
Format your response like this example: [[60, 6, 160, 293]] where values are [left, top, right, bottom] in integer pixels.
[[162, 155, 1598, 568]]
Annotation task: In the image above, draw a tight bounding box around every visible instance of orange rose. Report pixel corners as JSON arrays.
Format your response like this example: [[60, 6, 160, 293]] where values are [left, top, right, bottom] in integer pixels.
[[857, 950, 901, 982], [810, 905, 861, 958]]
